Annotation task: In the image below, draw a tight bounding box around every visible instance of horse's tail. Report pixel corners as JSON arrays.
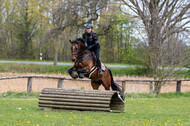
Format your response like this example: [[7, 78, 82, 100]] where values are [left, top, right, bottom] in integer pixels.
[[108, 68, 123, 93]]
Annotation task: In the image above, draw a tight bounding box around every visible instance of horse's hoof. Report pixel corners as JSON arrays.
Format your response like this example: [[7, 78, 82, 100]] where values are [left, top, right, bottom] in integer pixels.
[[79, 73, 84, 78], [71, 74, 78, 79]]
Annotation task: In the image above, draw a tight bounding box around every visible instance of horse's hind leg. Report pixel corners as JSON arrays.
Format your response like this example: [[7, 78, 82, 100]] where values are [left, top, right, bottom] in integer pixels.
[[102, 81, 110, 90], [91, 81, 100, 90], [102, 71, 111, 90]]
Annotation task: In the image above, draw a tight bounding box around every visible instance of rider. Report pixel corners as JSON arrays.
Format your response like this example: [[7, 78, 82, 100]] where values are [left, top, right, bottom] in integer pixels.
[[82, 23, 102, 75]]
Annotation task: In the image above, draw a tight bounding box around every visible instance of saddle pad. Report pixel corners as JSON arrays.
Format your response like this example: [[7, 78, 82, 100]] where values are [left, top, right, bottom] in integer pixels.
[[101, 62, 106, 71]]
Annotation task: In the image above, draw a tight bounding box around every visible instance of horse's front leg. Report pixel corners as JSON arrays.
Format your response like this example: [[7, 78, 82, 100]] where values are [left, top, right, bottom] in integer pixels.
[[68, 67, 78, 79], [77, 68, 88, 78]]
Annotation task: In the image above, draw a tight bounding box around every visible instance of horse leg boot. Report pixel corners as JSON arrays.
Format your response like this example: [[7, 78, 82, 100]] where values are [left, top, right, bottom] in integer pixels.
[[68, 67, 78, 79], [77, 68, 85, 78]]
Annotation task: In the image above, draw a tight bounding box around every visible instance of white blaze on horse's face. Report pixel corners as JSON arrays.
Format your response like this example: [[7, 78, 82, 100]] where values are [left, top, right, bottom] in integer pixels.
[[69, 40, 81, 62], [72, 45, 75, 51], [73, 44, 79, 53], [71, 43, 79, 62]]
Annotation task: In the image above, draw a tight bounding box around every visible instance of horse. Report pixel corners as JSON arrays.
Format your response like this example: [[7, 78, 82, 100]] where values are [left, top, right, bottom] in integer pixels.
[[68, 38, 123, 97]]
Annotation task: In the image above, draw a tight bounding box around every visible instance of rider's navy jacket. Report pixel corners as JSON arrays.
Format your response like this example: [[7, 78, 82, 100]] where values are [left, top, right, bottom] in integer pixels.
[[82, 31, 100, 50]]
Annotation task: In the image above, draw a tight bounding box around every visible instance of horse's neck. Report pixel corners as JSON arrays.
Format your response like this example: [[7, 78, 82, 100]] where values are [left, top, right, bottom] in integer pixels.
[[84, 50, 96, 63], [81, 49, 91, 57], [79, 49, 94, 61], [80, 48, 87, 53], [79, 45, 86, 52]]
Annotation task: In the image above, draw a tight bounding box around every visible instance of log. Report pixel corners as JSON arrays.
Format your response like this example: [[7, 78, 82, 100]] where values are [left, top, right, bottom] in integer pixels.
[[38, 88, 125, 112]]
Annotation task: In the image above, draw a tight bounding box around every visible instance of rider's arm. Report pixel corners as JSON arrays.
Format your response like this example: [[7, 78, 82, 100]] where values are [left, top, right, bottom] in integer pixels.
[[91, 33, 99, 48]]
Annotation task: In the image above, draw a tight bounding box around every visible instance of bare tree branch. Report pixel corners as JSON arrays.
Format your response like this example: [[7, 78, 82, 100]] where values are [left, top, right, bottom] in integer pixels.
[[122, 0, 190, 94]]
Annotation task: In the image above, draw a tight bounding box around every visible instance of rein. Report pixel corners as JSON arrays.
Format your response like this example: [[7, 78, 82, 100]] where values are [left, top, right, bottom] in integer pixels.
[[74, 49, 92, 61]]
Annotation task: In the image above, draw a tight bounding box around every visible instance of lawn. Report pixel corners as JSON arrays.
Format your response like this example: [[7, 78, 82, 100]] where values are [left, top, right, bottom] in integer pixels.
[[0, 94, 190, 126]]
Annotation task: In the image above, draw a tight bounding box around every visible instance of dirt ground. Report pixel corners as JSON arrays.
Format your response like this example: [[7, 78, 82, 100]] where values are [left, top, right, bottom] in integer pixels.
[[0, 72, 190, 93]]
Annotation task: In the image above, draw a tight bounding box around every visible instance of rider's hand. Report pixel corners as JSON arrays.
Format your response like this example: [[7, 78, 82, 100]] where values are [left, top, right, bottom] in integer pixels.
[[88, 45, 92, 49]]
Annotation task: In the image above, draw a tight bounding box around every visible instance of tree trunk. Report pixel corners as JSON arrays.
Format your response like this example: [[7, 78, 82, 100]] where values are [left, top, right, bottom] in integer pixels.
[[154, 81, 162, 95], [53, 38, 58, 66]]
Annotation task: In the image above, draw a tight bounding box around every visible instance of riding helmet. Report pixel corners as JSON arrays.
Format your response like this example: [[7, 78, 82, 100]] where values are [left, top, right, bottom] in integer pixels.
[[85, 24, 93, 29]]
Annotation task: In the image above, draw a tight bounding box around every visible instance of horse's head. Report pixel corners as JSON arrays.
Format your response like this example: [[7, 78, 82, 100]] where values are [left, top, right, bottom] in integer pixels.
[[69, 38, 86, 62]]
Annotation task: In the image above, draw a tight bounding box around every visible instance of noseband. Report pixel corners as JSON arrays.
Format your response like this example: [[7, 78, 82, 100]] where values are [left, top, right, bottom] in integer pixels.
[[72, 53, 77, 56]]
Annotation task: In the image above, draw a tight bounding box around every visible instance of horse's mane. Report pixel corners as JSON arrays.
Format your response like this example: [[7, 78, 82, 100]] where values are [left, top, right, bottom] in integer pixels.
[[76, 38, 85, 45], [76, 38, 96, 64]]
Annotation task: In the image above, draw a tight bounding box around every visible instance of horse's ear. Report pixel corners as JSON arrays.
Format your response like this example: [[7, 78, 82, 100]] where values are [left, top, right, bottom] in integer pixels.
[[69, 40, 72, 44]]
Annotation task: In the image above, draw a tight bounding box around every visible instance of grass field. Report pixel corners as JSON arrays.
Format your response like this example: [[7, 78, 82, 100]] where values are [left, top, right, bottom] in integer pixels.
[[0, 62, 147, 76], [0, 62, 189, 77], [0, 92, 190, 126]]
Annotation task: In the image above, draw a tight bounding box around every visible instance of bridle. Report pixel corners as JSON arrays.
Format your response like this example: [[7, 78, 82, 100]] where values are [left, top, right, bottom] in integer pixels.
[[72, 53, 78, 56], [71, 39, 92, 61], [72, 48, 91, 61]]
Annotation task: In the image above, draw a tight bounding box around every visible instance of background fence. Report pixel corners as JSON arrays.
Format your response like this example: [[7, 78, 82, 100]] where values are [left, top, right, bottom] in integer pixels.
[[0, 75, 190, 94]]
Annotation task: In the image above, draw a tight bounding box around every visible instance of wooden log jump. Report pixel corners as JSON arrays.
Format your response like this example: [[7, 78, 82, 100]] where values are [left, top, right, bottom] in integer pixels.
[[38, 88, 125, 112]]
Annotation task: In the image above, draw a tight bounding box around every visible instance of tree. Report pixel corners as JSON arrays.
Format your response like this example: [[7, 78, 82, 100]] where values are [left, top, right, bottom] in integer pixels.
[[7, 0, 49, 59], [0, 0, 17, 58], [96, 3, 137, 63], [45, 0, 110, 65], [122, 0, 190, 94]]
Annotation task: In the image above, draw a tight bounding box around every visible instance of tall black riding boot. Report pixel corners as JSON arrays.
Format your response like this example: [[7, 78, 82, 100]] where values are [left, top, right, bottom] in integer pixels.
[[97, 58, 102, 75], [99, 68, 102, 75]]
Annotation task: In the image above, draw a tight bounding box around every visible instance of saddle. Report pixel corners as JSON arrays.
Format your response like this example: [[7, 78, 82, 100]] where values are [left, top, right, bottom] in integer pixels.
[[101, 62, 106, 71]]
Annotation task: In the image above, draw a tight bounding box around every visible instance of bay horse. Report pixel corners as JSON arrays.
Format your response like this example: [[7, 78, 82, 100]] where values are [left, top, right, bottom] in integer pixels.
[[68, 38, 123, 97]]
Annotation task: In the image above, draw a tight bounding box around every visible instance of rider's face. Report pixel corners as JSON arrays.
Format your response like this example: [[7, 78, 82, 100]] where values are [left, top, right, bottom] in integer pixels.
[[86, 28, 92, 33]]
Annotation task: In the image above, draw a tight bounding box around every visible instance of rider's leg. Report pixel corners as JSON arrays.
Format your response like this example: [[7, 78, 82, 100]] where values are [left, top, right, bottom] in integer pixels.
[[93, 47, 102, 75]]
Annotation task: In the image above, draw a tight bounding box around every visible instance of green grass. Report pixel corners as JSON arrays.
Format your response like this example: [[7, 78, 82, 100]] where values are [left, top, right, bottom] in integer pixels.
[[0, 63, 71, 74], [0, 63, 148, 76], [0, 92, 40, 99], [0, 92, 190, 126], [0, 59, 72, 63], [0, 59, 132, 65], [1, 91, 190, 99], [125, 92, 190, 99], [0, 62, 189, 77], [110, 66, 149, 76]]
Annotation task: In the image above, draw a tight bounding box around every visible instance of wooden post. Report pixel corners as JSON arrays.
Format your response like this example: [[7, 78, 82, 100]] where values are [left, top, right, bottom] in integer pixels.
[[57, 79, 63, 88], [122, 81, 126, 94], [176, 81, 181, 92], [27, 77, 32, 93], [149, 81, 153, 94]]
